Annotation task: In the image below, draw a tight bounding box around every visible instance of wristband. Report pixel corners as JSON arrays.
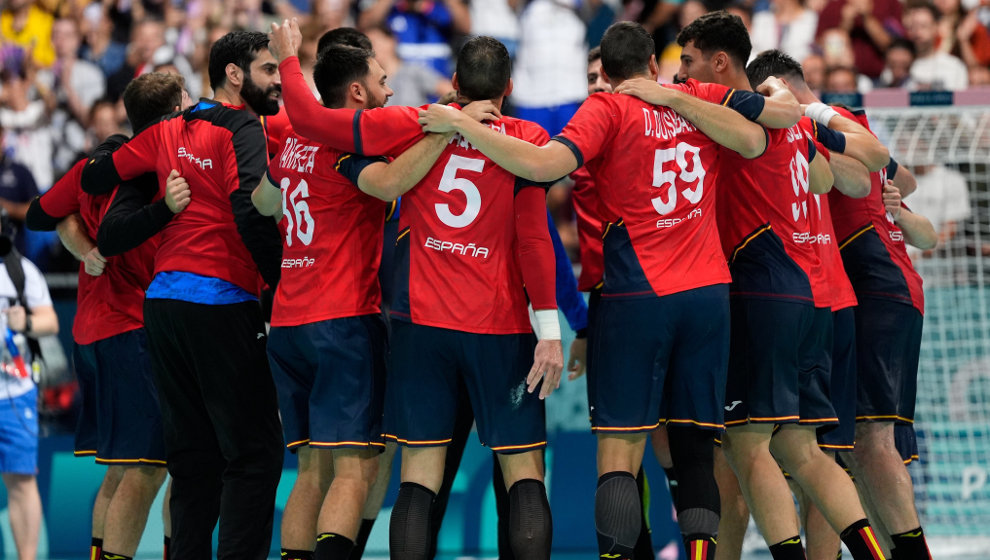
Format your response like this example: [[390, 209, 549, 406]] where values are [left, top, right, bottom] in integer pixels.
[[805, 102, 839, 127], [24, 316, 32, 334], [534, 309, 561, 340]]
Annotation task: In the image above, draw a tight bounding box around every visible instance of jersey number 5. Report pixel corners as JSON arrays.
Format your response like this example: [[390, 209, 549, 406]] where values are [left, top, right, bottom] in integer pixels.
[[281, 177, 315, 247], [436, 155, 484, 228], [652, 142, 705, 216]]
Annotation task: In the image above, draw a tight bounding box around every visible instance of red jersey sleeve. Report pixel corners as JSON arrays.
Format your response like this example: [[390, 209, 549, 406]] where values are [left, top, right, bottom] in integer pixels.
[[554, 93, 619, 168], [278, 56, 360, 153], [514, 186, 556, 311], [355, 105, 427, 157], [39, 159, 84, 218], [111, 125, 160, 181]]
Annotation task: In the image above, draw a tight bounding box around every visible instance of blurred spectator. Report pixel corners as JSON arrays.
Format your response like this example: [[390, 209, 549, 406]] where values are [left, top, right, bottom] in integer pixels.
[[358, 0, 471, 76], [469, 0, 521, 57], [0, 58, 52, 191], [366, 24, 452, 107], [820, 26, 856, 67], [876, 37, 917, 87], [0, 123, 37, 255], [802, 52, 827, 90], [0, 0, 54, 68], [817, 0, 904, 78], [907, 164, 971, 258], [750, 0, 819, 63], [38, 17, 105, 177], [78, 3, 127, 79], [905, 2, 968, 89], [956, 0, 990, 71], [106, 17, 166, 100], [824, 64, 860, 90], [84, 98, 124, 152], [511, 0, 587, 136]]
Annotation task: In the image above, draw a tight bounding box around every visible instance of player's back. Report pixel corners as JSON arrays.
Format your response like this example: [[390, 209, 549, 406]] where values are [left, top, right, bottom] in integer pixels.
[[827, 108, 923, 312], [44, 159, 155, 345], [717, 123, 826, 304], [390, 116, 547, 335], [557, 91, 730, 298], [267, 128, 387, 327]]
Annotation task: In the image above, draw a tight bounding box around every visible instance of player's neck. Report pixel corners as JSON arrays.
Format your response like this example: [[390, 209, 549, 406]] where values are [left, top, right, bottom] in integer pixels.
[[720, 68, 753, 92], [213, 88, 245, 112], [457, 95, 504, 113]]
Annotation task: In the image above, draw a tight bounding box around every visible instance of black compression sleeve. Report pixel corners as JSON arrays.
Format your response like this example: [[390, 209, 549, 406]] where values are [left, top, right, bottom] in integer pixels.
[[80, 134, 128, 195], [25, 196, 61, 232], [97, 174, 173, 256]]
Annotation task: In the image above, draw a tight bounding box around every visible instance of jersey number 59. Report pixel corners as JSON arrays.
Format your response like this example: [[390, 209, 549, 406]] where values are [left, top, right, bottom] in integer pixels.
[[651, 142, 705, 216]]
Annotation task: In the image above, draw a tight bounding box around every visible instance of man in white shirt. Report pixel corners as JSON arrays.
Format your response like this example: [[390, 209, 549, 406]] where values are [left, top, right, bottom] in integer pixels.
[[905, 2, 969, 90]]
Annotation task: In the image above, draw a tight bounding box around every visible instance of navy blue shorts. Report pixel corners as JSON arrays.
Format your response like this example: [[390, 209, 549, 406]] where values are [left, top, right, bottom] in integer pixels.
[[0, 388, 38, 474], [268, 314, 387, 451], [820, 308, 857, 450], [725, 298, 836, 428], [384, 321, 545, 453], [895, 423, 919, 464], [72, 343, 98, 458], [77, 329, 167, 465], [854, 299, 922, 424], [589, 284, 729, 433]]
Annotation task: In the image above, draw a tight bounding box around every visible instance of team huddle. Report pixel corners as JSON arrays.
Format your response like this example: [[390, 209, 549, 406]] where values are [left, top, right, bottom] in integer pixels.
[[24, 8, 936, 560]]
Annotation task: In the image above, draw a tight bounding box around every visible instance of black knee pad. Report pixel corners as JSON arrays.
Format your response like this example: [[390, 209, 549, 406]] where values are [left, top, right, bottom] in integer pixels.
[[595, 471, 642, 559], [389, 482, 435, 560], [667, 426, 720, 535], [507, 479, 552, 560]]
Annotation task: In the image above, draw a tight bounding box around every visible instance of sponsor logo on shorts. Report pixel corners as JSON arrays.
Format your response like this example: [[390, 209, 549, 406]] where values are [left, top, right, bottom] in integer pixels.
[[724, 400, 743, 411]]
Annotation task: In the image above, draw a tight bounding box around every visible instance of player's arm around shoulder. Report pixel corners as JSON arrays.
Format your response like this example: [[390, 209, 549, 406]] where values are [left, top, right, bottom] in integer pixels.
[[418, 104, 578, 183], [808, 143, 834, 195], [805, 102, 889, 172]]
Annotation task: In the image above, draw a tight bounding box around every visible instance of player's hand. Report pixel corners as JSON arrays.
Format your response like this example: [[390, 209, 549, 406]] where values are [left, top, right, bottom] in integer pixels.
[[418, 103, 465, 133], [527, 339, 564, 399], [614, 77, 675, 106], [83, 247, 106, 277], [566, 337, 588, 380], [756, 76, 787, 97], [268, 18, 302, 62], [5, 305, 26, 333], [165, 169, 191, 213], [883, 180, 902, 221], [460, 100, 501, 123], [436, 90, 459, 105]]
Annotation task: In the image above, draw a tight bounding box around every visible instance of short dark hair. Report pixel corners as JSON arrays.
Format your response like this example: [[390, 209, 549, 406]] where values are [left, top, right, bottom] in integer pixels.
[[208, 30, 269, 91], [455, 36, 511, 101], [887, 37, 917, 57], [907, 1, 940, 21], [122, 72, 185, 130], [599, 22, 654, 82], [313, 45, 374, 109], [746, 49, 804, 89], [317, 26, 372, 56], [677, 10, 752, 69], [588, 45, 601, 64]]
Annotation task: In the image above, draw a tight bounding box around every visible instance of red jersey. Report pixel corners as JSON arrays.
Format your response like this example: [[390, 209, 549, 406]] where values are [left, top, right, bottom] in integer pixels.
[[556, 87, 731, 298], [37, 159, 156, 344], [716, 121, 826, 305], [569, 165, 604, 291], [828, 108, 924, 314], [266, 128, 386, 327], [799, 117, 857, 311], [81, 99, 281, 295]]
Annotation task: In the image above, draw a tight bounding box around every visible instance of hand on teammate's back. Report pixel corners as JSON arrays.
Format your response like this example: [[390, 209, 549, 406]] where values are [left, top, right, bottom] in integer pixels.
[[268, 18, 302, 63], [418, 103, 466, 133], [83, 247, 107, 277], [755, 75, 788, 97], [613, 78, 675, 106], [165, 169, 191, 214], [883, 181, 902, 220], [528, 339, 564, 400]]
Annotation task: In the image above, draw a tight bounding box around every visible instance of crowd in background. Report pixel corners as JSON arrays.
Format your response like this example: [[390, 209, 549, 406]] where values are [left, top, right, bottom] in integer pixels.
[[0, 0, 987, 268]]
